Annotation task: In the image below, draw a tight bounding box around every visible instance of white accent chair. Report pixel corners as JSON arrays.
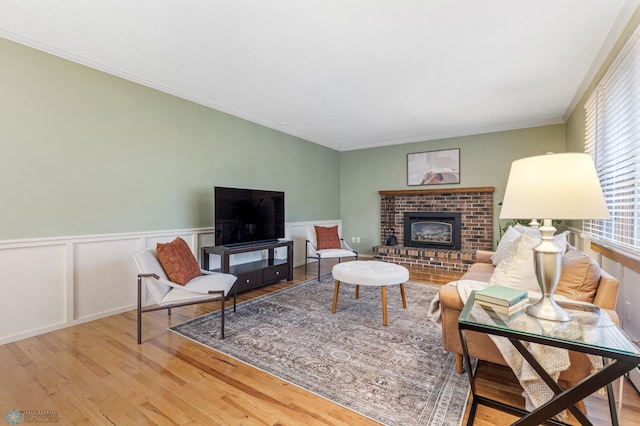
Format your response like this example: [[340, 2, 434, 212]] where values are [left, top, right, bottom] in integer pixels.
[[133, 247, 237, 343], [305, 226, 358, 281]]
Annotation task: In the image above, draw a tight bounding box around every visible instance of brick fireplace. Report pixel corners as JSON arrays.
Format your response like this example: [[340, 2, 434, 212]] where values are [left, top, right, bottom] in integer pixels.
[[373, 187, 494, 272]]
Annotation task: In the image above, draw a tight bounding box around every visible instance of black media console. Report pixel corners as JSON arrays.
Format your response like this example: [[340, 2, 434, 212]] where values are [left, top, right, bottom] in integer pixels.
[[200, 240, 294, 293]]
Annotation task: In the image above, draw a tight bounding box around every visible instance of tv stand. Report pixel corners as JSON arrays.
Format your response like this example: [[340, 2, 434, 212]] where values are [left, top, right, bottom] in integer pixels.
[[221, 239, 279, 249], [201, 240, 293, 293]]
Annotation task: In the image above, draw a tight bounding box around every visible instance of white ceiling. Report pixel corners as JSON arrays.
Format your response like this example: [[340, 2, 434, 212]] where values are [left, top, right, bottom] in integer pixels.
[[1, 1, 638, 151]]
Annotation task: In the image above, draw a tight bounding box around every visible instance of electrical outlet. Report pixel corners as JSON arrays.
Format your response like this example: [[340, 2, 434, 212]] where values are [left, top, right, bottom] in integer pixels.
[[356, 237, 361, 243], [351, 237, 356, 243]]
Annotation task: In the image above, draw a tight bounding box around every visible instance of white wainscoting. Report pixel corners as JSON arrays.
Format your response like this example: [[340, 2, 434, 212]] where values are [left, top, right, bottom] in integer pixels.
[[0, 228, 214, 345], [0, 220, 341, 345]]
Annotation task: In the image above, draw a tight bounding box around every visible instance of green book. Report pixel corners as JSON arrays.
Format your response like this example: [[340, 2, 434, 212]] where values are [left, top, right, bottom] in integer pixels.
[[474, 285, 528, 307]]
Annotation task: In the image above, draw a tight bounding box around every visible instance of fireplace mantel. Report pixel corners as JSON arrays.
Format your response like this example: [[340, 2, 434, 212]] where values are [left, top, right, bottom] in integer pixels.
[[379, 186, 495, 196]]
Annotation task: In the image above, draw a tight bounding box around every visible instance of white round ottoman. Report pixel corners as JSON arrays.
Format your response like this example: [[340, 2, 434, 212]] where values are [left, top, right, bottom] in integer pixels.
[[331, 260, 410, 325]]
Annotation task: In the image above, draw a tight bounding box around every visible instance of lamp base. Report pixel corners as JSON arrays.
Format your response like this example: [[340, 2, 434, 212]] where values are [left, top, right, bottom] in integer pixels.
[[527, 219, 572, 322], [526, 295, 571, 322]]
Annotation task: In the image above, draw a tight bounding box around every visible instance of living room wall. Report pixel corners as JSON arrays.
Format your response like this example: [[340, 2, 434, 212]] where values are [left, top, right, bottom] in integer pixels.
[[339, 125, 566, 255], [0, 37, 340, 241]]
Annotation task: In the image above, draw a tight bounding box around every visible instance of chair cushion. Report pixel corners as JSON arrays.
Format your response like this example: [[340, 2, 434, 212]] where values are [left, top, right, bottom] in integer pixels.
[[315, 225, 341, 250], [316, 248, 357, 258], [555, 248, 601, 303], [157, 237, 201, 285], [160, 273, 237, 304], [161, 287, 222, 305], [184, 273, 237, 295]]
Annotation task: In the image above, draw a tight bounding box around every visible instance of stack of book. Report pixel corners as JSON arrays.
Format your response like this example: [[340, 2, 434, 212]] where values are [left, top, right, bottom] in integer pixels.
[[474, 285, 529, 315]]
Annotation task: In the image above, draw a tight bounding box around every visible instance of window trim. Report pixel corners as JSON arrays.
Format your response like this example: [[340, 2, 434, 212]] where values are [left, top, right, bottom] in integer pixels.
[[590, 241, 640, 274]]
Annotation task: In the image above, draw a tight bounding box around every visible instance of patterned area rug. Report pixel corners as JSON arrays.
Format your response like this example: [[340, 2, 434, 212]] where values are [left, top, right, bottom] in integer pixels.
[[170, 276, 470, 425]]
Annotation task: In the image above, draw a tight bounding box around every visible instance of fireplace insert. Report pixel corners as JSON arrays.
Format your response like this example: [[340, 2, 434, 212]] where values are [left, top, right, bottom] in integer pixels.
[[403, 212, 461, 250]]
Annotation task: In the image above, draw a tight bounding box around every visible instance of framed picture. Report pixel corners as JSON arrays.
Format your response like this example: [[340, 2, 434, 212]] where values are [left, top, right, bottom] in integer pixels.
[[407, 148, 460, 186]]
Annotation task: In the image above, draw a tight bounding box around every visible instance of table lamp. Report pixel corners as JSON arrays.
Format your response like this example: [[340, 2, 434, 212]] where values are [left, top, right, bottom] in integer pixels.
[[499, 153, 610, 321]]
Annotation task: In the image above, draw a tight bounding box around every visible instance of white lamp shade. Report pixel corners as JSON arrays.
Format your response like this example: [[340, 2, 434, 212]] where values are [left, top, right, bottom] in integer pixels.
[[499, 153, 610, 220]]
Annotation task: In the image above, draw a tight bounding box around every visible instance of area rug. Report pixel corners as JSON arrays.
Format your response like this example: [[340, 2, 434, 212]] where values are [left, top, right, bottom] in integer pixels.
[[170, 276, 471, 425]]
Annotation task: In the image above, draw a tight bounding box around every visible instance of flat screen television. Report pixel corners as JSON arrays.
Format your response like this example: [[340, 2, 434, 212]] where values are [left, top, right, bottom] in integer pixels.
[[214, 186, 285, 246]]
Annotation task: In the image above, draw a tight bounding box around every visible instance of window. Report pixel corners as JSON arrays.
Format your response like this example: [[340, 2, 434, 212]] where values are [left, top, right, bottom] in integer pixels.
[[583, 25, 640, 259]]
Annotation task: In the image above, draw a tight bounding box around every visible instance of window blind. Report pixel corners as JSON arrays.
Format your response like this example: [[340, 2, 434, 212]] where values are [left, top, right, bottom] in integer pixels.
[[583, 24, 640, 259]]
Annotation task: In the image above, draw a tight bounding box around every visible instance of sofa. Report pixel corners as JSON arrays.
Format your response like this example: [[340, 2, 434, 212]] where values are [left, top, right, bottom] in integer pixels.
[[438, 228, 620, 388]]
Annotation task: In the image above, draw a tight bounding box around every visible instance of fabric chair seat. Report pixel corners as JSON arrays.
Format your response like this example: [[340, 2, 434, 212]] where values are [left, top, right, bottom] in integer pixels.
[[161, 273, 237, 304], [315, 248, 359, 259], [182, 272, 237, 295]]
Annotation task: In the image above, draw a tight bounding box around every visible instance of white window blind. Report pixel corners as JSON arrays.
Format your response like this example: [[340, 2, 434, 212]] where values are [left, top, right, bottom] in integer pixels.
[[583, 24, 640, 259]]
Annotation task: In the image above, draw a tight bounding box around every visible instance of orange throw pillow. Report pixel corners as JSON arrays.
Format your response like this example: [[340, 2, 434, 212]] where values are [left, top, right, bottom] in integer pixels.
[[156, 237, 201, 285], [555, 247, 601, 303], [315, 225, 342, 250]]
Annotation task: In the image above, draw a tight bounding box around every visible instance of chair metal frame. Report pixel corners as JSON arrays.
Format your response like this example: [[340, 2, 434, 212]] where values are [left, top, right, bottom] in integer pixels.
[[136, 273, 237, 344]]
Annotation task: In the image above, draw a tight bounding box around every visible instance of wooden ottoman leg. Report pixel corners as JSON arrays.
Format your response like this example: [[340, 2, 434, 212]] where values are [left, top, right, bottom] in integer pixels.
[[355, 284, 360, 299], [332, 280, 340, 314], [400, 283, 407, 308], [381, 286, 388, 326]]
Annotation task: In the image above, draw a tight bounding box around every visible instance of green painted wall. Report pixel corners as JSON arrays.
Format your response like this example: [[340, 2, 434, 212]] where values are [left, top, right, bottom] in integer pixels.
[[340, 125, 566, 254], [0, 38, 340, 240], [11, 20, 626, 249]]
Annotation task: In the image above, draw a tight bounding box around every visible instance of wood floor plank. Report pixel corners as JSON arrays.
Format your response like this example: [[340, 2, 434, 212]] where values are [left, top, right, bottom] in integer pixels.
[[0, 259, 638, 425]]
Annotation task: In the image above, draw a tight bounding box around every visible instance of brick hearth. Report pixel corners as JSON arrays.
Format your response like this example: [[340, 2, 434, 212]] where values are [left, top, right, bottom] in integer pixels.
[[373, 187, 494, 272], [374, 246, 477, 271]]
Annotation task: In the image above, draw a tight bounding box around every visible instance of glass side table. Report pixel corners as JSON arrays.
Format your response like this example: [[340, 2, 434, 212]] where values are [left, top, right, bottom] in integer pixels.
[[458, 292, 640, 426]]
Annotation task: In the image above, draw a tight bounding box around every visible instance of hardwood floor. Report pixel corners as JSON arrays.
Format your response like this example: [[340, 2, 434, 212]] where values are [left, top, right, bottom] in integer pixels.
[[0, 260, 638, 425]]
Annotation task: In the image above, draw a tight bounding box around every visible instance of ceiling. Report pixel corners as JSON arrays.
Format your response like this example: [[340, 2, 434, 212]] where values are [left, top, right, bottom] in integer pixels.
[[1, 1, 638, 151]]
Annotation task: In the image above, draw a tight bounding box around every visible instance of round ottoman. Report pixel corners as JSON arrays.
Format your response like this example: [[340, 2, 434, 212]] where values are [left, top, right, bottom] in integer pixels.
[[331, 260, 410, 325]]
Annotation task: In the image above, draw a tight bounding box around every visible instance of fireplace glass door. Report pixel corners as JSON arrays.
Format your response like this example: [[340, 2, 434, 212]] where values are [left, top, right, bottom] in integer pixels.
[[403, 212, 461, 250], [411, 221, 453, 245]]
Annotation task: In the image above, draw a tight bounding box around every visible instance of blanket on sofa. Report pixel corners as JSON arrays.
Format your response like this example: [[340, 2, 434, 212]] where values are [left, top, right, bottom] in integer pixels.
[[428, 280, 487, 322]]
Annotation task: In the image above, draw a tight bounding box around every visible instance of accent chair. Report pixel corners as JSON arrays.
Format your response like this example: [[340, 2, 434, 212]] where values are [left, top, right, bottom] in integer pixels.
[[133, 247, 237, 343], [305, 225, 358, 281]]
